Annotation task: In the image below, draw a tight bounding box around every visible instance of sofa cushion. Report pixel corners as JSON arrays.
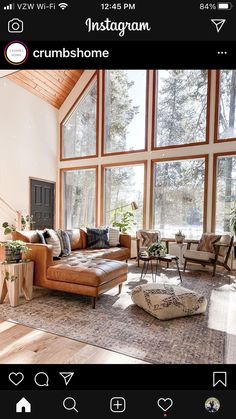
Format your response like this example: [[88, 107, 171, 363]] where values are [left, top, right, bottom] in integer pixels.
[[108, 227, 120, 247], [73, 247, 129, 261], [197, 233, 221, 253], [43, 229, 61, 257], [65, 228, 87, 250], [57, 229, 71, 257], [183, 249, 215, 261], [131, 283, 207, 320], [47, 258, 127, 287], [87, 228, 109, 249]]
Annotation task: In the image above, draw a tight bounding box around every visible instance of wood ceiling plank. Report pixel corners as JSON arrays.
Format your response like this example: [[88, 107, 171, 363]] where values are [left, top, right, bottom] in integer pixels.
[[30, 71, 68, 100], [38, 71, 72, 93], [7, 69, 83, 108]]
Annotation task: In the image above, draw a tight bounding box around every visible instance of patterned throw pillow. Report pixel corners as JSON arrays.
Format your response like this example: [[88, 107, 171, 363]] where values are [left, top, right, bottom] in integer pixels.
[[131, 283, 207, 320], [140, 231, 160, 247], [87, 228, 109, 249], [43, 229, 61, 257], [197, 233, 221, 253], [108, 227, 120, 247], [57, 229, 71, 257]]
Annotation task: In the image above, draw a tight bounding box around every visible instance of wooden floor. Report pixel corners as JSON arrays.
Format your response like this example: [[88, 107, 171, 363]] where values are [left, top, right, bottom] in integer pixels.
[[0, 321, 148, 364]]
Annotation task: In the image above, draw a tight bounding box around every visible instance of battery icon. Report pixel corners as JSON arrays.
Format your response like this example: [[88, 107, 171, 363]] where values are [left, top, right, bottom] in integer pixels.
[[217, 2, 233, 9]]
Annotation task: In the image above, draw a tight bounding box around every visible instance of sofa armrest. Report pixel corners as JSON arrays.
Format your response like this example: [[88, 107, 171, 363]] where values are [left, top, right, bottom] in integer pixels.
[[25, 243, 53, 286], [119, 234, 131, 249]]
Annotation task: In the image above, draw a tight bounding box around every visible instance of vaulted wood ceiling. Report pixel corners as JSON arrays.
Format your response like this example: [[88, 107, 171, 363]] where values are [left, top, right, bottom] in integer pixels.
[[7, 70, 83, 108]]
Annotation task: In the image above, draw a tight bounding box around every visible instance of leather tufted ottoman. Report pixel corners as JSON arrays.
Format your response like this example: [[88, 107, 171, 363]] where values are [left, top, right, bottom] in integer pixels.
[[46, 256, 128, 308]]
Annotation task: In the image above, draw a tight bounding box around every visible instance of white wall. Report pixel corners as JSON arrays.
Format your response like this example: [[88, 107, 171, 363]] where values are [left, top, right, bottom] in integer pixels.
[[0, 77, 58, 240]]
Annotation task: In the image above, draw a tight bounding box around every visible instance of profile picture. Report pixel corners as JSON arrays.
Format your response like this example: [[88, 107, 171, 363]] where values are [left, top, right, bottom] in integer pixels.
[[205, 398, 220, 413]]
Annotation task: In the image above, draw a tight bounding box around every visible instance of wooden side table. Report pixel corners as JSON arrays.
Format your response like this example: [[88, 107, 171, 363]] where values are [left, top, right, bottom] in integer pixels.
[[0, 261, 34, 307]]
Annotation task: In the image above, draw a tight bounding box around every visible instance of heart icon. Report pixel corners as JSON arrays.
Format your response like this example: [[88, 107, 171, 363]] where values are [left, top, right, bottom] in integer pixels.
[[157, 398, 173, 412], [8, 372, 24, 386]]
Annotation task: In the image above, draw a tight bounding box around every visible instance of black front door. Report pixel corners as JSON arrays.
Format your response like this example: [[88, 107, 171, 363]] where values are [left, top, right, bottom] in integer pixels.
[[30, 179, 55, 230]]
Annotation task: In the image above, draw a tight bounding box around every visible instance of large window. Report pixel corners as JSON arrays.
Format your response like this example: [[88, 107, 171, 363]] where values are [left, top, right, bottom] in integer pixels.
[[154, 70, 208, 148], [103, 163, 145, 232], [217, 70, 236, 141], [61, 75, 97, 159], [103, 70, 147, 154], [62, 167, 97, 228], [152, 157, 206, 238], [215, 154, 236, 233]]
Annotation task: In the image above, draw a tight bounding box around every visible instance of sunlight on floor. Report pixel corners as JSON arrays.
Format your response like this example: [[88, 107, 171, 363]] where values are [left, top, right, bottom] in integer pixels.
[[208, 278, 236, 336], [0, 321, 16, 333]]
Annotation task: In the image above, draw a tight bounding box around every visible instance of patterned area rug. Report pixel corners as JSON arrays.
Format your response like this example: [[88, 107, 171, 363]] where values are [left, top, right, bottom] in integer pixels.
[[0, 263, 235, 364]]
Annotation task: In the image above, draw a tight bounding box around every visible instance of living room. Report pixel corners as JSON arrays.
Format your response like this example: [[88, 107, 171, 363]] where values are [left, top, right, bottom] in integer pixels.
[[0, 69, 235, 365]]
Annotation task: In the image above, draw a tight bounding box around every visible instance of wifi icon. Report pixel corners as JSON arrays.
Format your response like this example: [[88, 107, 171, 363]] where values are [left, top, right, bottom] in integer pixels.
[[59, 2, 68, 10]]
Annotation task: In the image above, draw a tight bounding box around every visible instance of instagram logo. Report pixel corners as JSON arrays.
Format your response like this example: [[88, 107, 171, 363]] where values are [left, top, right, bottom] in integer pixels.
[[4, 41, 29, 65]]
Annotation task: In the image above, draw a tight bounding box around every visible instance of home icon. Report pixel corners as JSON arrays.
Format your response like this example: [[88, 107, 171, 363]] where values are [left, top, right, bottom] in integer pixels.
[[16, 397, 31, 413]]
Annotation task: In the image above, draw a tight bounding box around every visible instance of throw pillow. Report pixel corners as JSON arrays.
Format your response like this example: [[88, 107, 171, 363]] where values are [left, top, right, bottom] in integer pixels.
[[131, 283, 207, 320], [108, 227, 120, 247], [36, 230, 46, 244], [65, 228, 87, 250], [57, 229, 71, 257], [140, 231, 160, 247], [43, 228, 61, 257], [87, 228, 109, 249], [197, 233, 221, 253]]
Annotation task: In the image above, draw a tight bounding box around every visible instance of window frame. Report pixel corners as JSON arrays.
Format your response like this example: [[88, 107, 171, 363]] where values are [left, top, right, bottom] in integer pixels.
[[101, 70, 149, 157], [214, 70, 236, 144], [151, 70, 211, 151], [101, 160, 147, 228], [60, 71, 99, 161], [60, 165, 98, 228], [150, 155, 209, 237], [212, 150, 236, 232]]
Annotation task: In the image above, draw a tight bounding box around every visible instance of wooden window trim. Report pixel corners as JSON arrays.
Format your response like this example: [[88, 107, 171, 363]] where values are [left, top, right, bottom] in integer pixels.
[[150, 154, 209, 235], [101, 160, 147, 229], [211, 150, 236, 232], [101, 70, 149, 157], [60, 71, 99, 161], [60, 165, 98, 228], [214, 70, 236, 144], [151, 70, 211, 151]]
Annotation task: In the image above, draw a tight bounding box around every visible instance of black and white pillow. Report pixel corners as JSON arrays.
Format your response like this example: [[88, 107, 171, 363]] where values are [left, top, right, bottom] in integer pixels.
[[43, 229, 61, 257], [57, 229, 71, 257]]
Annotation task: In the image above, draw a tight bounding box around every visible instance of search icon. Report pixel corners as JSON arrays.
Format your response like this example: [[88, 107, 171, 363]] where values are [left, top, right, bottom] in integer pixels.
[[63, 397, 78, 413]]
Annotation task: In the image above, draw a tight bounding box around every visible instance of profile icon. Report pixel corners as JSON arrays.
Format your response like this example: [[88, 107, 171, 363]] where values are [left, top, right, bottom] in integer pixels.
[[205, 397, 220, 413]]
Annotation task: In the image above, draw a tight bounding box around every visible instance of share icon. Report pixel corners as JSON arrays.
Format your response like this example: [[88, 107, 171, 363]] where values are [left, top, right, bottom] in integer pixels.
[[59, 372, 74, 386]]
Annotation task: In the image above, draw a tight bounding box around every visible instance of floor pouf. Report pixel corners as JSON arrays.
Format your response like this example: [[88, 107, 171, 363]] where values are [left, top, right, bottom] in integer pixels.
[[131, 283, 207, 320]]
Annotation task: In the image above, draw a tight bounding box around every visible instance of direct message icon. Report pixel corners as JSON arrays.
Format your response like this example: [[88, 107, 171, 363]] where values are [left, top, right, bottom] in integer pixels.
[[59, 372, 74, 386], [213, 372, 227, 387]]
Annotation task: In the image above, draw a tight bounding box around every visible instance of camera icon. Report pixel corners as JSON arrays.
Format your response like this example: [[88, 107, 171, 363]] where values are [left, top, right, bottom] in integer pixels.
[[8, 18, 24, 33]]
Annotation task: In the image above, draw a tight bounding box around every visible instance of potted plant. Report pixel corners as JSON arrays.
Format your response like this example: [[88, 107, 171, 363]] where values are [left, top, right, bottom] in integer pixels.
[[175, 229, 185, 244], [112, 210, 135, 234], [147, 241, 166, 257], [0, 240, 29, 263], [2, 214, 34, 236]]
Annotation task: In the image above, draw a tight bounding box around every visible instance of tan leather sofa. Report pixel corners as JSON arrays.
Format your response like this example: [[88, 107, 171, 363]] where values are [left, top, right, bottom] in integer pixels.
[[9, 229, 131, 308]]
